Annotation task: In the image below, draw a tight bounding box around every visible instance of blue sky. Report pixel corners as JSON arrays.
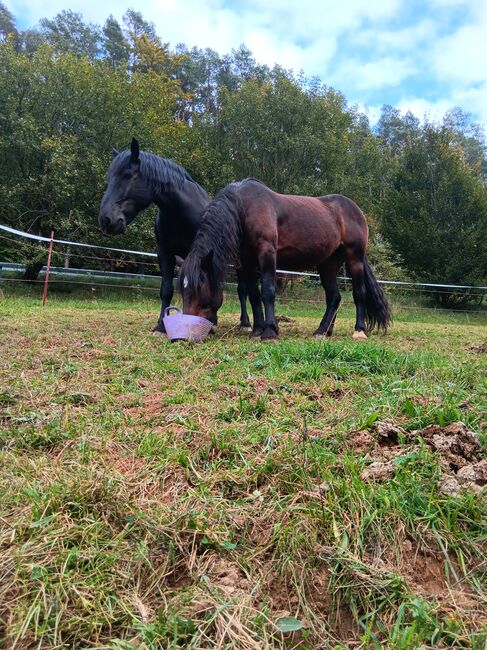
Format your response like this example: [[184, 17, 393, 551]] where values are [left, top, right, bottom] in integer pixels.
[[7, 0, 487, 127]]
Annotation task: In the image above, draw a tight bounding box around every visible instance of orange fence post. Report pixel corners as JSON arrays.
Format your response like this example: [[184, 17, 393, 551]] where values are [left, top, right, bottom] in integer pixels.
[[42, 231, 54, 306]]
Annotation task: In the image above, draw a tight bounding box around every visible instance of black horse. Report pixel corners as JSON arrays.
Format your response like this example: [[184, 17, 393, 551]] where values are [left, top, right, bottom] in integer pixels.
[[179, 179, 391, 340], [99, 138, 250, 333]]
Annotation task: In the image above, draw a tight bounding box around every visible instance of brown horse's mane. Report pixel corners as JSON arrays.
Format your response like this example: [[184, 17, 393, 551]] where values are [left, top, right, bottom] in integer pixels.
[[178, 183, 246, 297]]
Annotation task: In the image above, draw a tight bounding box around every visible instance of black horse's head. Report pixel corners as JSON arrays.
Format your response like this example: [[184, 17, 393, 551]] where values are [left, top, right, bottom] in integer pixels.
[[99, 138, 153, 235]]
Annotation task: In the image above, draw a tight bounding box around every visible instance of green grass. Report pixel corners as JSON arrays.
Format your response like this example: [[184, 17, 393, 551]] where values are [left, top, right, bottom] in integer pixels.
[[0, 289, 486, 649]]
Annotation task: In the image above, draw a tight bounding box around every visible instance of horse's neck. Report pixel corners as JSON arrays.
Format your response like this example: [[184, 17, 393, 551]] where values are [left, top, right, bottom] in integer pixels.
[[154, 178, 209, 223]]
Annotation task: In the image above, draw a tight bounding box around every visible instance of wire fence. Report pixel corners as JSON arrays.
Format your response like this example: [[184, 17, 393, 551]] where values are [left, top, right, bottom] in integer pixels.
[[1, 223, 486, 319]]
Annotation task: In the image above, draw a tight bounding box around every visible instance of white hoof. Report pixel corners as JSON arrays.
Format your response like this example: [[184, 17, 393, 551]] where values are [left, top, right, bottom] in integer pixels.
[[352, 330, 368, 340], [152, 330, 165, 337]]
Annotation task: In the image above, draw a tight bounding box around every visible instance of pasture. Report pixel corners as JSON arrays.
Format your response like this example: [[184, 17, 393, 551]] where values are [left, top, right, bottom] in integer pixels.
[[0, 288, 486, 649]]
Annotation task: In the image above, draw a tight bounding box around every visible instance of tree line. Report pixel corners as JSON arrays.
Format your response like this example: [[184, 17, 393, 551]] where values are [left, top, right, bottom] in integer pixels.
[[0, 4, 486, 302]]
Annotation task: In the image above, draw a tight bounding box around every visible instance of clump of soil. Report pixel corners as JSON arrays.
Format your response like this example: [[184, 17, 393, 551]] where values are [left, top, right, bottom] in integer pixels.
[[438, 458, 487, 497], [353, 421, 485, 497], [419, 422, 482, 469], [468, 342, 487, 354], [347, 420, 401, 455], [360, 460, 396, 481]]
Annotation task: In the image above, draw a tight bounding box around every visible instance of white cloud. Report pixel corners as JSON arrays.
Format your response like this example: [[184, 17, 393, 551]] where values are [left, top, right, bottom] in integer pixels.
[[431, 11, 487, 85], [375, 85, 487, 129], [351, 19, 437, 53], [330, 57, 416, 92], [449, 82, 487, 126], [396, 97, 454, 122]]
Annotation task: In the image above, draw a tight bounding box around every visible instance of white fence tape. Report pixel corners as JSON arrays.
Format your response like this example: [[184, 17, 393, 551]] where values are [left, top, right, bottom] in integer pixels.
[[0, 224, 158, 257], [1, 223, 486, 291]]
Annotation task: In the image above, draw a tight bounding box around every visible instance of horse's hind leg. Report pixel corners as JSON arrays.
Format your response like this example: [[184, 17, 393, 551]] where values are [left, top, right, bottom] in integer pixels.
[[313, 247, 344, 338], [345, 244, 368, 339]]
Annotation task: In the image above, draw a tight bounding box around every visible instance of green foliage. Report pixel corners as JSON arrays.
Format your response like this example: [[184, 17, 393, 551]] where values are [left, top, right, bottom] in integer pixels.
[[102, 15, 129, 68], [0, 40, 188, 263], [380, 124, 487, 301], [39, 10, 101, 59], [0, 2, 16, 42], [217, 69, 357, 195]]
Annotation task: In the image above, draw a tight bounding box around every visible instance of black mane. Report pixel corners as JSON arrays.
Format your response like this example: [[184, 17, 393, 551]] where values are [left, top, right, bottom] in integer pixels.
[[109, 150, 199, 193], [178, 184, 244, 296]]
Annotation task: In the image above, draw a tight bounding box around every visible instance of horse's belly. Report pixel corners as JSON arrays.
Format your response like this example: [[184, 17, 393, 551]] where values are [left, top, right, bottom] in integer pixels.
[[277, 239, 339, 271]]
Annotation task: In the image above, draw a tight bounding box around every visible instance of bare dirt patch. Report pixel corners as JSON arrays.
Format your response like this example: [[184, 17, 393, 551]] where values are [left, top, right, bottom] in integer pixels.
[[373, 537, 483, 619], [203, 554, 252, 597]]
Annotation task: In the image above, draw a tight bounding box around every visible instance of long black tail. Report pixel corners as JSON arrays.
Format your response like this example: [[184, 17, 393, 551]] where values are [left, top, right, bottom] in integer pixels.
[[363, 256, 392, 333]]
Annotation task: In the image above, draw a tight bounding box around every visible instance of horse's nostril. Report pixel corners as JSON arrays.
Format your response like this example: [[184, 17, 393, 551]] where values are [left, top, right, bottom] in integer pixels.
[[100, 215, 113, 232]]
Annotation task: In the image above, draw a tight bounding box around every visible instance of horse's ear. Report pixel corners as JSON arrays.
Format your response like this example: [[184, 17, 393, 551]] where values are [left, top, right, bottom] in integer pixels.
[[202, 249, 214, 271], [111, 146, 119, 158], [130, 138, 140, 164]]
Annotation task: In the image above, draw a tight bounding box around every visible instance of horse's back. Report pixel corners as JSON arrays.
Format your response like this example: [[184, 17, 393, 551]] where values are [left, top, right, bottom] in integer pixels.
[[236, 183, 368, 267]]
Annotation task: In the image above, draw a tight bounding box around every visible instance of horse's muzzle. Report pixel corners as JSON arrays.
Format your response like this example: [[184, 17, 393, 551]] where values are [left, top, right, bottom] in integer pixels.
[[100, 215, 126, 235]]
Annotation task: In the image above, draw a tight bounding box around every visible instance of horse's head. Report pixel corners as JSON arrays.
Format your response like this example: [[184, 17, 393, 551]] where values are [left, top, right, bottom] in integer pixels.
[[99, 138, 153, 235], [179, 250, 223, 325]]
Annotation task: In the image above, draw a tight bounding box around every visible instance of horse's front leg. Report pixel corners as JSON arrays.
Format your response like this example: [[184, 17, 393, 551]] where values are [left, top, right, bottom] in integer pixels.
[[236, 270, 251, 329], [240, 269, 265, 337], [153, 249, 175, 335], [259, 248, 279, 341]]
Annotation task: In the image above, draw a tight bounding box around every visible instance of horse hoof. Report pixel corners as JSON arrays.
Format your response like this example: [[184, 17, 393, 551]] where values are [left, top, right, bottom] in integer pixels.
[[352, 330, 368, 340], [261, 328, 278, 341], [250, 328, 264, 338], [241, 326, 252, 333], [313, 330, 332, 338], [152, 329, 165, 337]]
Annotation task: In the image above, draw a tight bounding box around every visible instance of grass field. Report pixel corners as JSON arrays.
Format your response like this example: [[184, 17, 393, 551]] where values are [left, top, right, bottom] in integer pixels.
[[0, 288, 486, 649]]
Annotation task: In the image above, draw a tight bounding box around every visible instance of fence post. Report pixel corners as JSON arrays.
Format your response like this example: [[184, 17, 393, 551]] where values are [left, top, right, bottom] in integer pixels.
[[42, 231, 54, 306]]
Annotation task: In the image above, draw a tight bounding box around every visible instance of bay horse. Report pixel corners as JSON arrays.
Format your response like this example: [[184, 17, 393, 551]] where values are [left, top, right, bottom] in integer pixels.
[[98, 138, 250, 333], [179, 179, 392, 340]]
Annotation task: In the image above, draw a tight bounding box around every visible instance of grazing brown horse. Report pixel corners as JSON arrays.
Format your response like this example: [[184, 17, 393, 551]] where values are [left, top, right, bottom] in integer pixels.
[[179, 179, 392, 340]]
